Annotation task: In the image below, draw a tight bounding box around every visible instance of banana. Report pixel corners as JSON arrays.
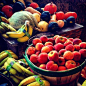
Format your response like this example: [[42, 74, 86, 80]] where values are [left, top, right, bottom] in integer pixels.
[[0, 22, 16, 31], [0, 51, 6, 55], [0, 25, 6, 34], [10, 75, 20, 84], [0, 22, 10, 31], [2, 70, 8, 75], [14, 75, 25, 80], [0, 57, 9, 66], [17, 25, 33, 42], [6, 21, 28, 38], [0, 52, 8, 61], [2, 33, 9, 38], [0, 16, 9, 23], [18, 75, 44, 86], [6, 58, 23, 73], [17, 65, 34, 76], [11, 55, 18, 59], [27, 80, 50, 86], [4, 62, 17, 75]]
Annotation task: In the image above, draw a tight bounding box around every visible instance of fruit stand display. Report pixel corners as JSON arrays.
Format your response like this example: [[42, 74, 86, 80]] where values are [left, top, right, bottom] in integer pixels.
[[0, 0, 86, 86]]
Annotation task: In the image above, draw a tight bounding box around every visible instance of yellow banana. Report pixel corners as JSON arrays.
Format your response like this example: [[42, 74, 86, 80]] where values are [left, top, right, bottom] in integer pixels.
[[10, 75, 20, 84], [2, 33, 9, 38], [4, 62, 17, 75], [0, 57, 9, 66], [0, 52, 8, 61], [17, 65, 34, 76], [18, 75, 44, 86], [0, 51, 6, 55], [17, 23, 33, 42], [6, 20, 29, 38], [27, 80, 50, 86], [7, 50, 18, 59], [6, 58, 23, 73], [14, 75, 25, 80], [2, 70, 8, 75]]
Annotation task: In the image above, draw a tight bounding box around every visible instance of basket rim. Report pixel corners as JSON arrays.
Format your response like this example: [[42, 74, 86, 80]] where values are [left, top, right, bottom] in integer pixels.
[[24, 45, 86, 77]]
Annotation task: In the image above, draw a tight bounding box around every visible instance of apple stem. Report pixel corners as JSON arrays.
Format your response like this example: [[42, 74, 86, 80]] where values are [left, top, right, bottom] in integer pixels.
[[50, 2, 53, 5]]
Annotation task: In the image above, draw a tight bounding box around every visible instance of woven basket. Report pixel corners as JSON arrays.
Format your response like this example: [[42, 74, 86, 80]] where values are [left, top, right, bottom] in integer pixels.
[[24, 32, 86, 86]]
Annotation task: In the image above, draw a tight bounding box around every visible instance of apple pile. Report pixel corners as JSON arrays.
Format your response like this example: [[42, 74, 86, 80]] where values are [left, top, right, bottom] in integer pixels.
[[26, 35, 86, 71]]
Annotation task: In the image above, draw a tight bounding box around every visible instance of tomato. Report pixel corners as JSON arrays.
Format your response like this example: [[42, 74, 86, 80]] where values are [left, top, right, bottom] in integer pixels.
[[56, 11, 65, 20], [64, 12, 77, 19]]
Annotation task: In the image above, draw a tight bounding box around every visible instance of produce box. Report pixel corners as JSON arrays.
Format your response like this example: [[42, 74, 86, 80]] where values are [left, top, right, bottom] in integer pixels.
[[2, 23, 83, 58]]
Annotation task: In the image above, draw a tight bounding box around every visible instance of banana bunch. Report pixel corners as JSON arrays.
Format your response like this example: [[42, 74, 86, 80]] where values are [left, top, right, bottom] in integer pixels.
[[3, 58, 34, 84], [18, 75, 50, 86], [6, 20, 33, 42], [0, 50, 18, 67], [0, 22, 16, 38]]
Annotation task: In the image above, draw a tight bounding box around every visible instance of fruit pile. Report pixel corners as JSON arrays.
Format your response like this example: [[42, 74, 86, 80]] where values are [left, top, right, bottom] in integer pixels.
[[0, 1, 78, 38], [0, 49, 50, 86], [26, 35, 86, 71]]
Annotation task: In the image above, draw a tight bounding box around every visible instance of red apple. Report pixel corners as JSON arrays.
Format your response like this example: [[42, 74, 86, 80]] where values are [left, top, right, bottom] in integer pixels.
[[63, 51, 74, 60], [29, 2, 39, 9], [54, 43, 64, 51], [73, 51, 81, 61], [48, 37, 55, 44], [79, 42, 86, 49], [35, 51, 40, 56], [41, 46, 50, 53], [68, 38, 74, 42], [76, 62, 80, 67], [55, 36, 66, 44], [48, 50, 59, 62], [58, 66, 66, 71], [27, 46, 36, 55], [35, 43, 44, 51], [40, 35, 48, 43], [74, 45, 80, 51], [56, 11, 65, 20], [32, 38, 42, 45], [59, 49, 67, 56], [45, 41, 53, 46], [64, 40, 73, 47], [2, 5, 13, 18], [65, 44, 75, 52], [47, 45, 54, 51], [39, 64, 46, 69], [30, 54, 38, 64], [53, 35, 59, 40], [57, 57, 65, 66], [79, 49, 86, 58], [73, 38, 82, 45], [38, 53, 48, 64], [46, 61, 58, 71], [65, 60, 76, 69]]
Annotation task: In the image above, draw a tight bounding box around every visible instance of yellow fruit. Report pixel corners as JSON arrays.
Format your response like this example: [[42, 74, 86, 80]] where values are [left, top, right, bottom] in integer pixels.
[[33, 13, 40, 22]]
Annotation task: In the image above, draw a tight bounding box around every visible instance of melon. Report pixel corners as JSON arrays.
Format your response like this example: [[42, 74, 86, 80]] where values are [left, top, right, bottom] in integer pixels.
[[9, 11, 38, 29]]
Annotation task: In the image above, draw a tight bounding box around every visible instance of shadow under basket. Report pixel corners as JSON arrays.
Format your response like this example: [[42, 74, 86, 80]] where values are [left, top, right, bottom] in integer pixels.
[[24, 48, 86, 86]]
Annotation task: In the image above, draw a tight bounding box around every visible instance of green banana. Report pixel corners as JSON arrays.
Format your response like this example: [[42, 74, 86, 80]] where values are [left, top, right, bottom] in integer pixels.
[[0, 16, 9, 23], [17, 25, 33, 42], [0, 57, 9, 66], [10, 75, 20, 84], [6, 58, 24, 73], [18, 75, 44, 86], [4, 62, 17, 75], [6, 20, 29, 38]]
